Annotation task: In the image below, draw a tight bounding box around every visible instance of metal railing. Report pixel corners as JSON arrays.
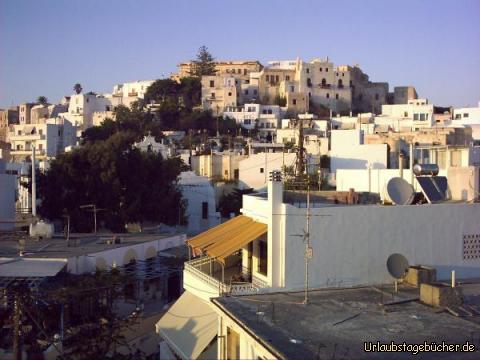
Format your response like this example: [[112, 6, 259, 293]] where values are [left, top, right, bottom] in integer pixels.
[[184, 257, 229, 294], [185, 256, 264, 296]]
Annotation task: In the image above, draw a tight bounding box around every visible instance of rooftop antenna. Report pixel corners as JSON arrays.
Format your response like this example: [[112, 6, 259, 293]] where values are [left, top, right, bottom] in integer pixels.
[[31, 146, 37, 218], [386, 253, 409, 293], [304, 178, 312, 304]]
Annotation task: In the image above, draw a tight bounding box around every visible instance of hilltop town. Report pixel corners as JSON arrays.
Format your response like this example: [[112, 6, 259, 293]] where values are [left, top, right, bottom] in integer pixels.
[[1, 47, 480, 359]]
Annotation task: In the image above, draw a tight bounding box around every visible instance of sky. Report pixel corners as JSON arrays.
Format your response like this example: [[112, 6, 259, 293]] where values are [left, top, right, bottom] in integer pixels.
[[0, 0, 479, 108]]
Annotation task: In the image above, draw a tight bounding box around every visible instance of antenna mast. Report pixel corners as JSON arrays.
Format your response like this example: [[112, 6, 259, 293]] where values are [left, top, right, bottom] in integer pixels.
[[304, 178, 311, 304], [295, 117, 305, 178]]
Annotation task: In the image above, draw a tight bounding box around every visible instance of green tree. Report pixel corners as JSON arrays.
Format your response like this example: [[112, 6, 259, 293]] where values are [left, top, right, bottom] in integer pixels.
[[218, 188, 255, 218], [38, 131, 184, 232], [191, 45, 216, 77], [37, 96, 48, 105]]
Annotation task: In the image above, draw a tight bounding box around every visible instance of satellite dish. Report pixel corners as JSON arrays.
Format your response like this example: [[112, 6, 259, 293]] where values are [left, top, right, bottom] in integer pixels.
[[386, 253, 409, 279], [387, 177, 415, 205]]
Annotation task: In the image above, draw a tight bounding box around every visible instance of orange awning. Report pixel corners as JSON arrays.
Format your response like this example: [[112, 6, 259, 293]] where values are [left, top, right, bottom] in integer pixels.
[[187, 215, 267, 264], [187, 215, 253, 251]]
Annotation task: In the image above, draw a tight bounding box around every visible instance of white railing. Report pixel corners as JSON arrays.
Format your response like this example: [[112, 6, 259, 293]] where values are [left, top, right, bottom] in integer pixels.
[[184, 257, 229, 294]]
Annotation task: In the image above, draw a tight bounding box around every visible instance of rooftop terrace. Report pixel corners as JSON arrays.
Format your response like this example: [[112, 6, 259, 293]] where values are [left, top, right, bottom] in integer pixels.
[[213, 284, 480, 359]]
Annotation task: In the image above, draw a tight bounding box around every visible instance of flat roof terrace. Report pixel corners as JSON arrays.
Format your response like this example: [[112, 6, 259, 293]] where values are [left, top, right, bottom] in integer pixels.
[[213, 285, 480, 359]]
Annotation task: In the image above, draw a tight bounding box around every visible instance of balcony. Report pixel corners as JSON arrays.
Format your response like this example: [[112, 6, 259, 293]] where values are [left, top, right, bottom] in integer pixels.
[[184, 254, 267, 299], [128, 92, 138, 97], [11, 148, 46, 156], [10, 133, 45, 141]]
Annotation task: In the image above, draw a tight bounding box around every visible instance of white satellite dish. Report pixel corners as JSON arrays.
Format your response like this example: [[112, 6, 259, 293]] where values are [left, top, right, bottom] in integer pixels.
[[386, 177, 415, 205], [386, 253, 409, 279]]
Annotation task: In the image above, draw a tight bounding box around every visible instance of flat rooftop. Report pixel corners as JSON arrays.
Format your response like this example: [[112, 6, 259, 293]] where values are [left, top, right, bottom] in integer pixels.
[[0, 231, 183, 259], [213, 284, 480, 359]]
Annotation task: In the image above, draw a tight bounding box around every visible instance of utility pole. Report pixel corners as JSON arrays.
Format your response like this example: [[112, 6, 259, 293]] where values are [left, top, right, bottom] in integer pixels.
[[295, 117, 305, 179], [304, 179, 311, 304], [31, 145, 37, 217]]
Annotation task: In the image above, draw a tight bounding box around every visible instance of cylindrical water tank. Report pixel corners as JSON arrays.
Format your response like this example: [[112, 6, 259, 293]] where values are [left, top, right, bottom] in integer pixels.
[[413, 163, 439, 176]]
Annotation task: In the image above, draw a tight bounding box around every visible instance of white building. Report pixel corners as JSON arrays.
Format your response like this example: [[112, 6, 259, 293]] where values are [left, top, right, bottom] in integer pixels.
[[8, 118, 76, 160], [134, 134, 171, 159], [379, 98, 434, 130], [60, 93, 112, 130], [112, 80, 155, 99], [157, 174, 480, 359], [223, 104, 282, 131], [452, 103, 480, 140], [178, 171, 221, 235], [0, 159, 15, 231], [238, 152, 296, 189], [330, 128, 388, 176]]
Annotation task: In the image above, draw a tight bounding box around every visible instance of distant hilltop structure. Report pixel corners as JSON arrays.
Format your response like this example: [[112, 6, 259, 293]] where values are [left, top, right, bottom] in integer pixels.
[[171, 57, 419, 116]]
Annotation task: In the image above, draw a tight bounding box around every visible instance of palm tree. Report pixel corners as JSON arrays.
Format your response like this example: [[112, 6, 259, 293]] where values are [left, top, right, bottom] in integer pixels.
[[37, 96, 48, 105], [73, 83, 83, 95]]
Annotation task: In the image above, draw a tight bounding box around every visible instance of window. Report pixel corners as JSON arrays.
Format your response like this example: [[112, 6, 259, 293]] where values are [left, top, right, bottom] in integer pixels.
[[238, 69, 241, 74], [268, 109, 272, 114], [38, 144, 43, 150], [244, 90, 249, 95], [404, 111, 408, 117], [319, 67, 322, 72], [234, 169, 239, 179], [325, 68, 329, 72], [307, 78, 312, 87], [258, 240, 267, 275], [262, 110, 267, 114], [202, 202, 208, 219], [455, 114, 461, 120], [358, 94, 363, 101], [266, 123, 270, 128], [306, 68, 310, 73], [321, 78, 326, 86], [224, 170, 229, 176], [420, 113, 426, 121], [338, 79, 343, 88], [253, 89, 257, 95], [290, 85, 295, 92], [275, 75, 279, 83], [244, 69, 247, 75], [244, 119, 251, 125], [259, 167, 265, 174], [209, 80, 215, 88], [335, 94, 339, 100], [326, 93, 330, 99], [375, 93, 379, 101], [266, 75, 270, 82], [286, 75, 290, 81], [464, 113, 469, 118], [228, 92, 232, 96], [292, 99, 297, 105], [211, 93, 215, 99]]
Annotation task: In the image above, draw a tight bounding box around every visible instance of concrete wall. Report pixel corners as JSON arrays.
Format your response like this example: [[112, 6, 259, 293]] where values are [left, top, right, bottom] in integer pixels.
[[66, 234, 186, 274], [0, 172, 16, 231], [238, 153, 296, 190], [282, 201, 480, 291], [179, 172, 221, 235]]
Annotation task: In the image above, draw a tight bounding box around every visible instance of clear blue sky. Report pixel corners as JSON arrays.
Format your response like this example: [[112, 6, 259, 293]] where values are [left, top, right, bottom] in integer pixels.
[[1, 0, 479, 108]]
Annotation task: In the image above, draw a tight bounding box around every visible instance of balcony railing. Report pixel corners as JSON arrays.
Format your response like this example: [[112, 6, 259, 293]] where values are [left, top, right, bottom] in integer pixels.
[[184, 255, 265, 296]]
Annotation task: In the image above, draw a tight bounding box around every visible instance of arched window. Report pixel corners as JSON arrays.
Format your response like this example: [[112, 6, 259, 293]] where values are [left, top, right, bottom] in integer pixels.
[[338, 79, 343, 88], [321, 78, 327, 87]]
